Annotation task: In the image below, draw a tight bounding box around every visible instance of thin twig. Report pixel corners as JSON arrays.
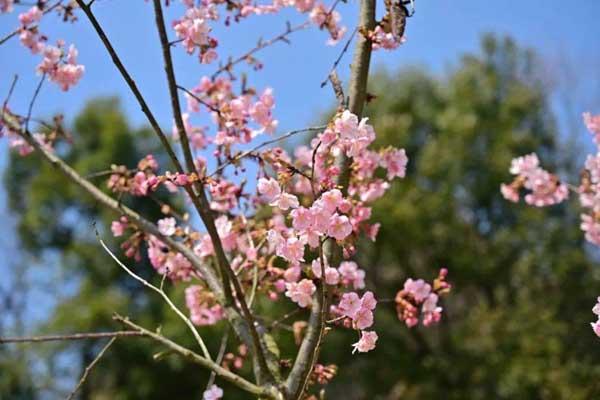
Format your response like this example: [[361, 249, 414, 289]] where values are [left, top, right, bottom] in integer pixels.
[[74, 0, 185, 174], [269, 308, 302, 330], [208, 125, 326, 178], [25, 73, 45, 132], [96, 233, 212, 361], [0, 331, 144, 344], [320, 26, 358, 88], [2, 74, 18, 119], [0, 28, 19, 47], [211, 21, 310, 79], [113, 314, 278, 399], [206, 328, 229, 389], [176, 84, 222, 115], [65, 337, 116, 400]]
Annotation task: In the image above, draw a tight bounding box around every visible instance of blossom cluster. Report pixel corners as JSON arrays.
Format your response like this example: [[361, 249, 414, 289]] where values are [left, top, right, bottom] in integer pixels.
[[185, 285, 224, 326], [503, 111, 600, 339], [183, 77, 278, 149], [395, 268, 451, 328], [500, 153, 569, 207], [173, 0, 346, 66], [502, 112, 600, 248], [106, 109, 411, 350], [14, 5, 85, 91], [368, 25, 405, 50]]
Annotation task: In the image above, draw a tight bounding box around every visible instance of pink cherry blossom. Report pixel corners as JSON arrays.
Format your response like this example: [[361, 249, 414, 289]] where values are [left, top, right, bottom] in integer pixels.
[[320, 189, 343, 213], [502, 152, 568, 207], [338, 261, 366, 289], [18, 6, 42, 26], [327, 214, 352, 240], [272, 192, 300, 210], [285, 279, 316, 308], [500, 183, 519, 202], [203, 384, 223, 400], [361, 291, 377, 310], [353, 307, 374, 330], [370, 25, 405, 50], [186, 285, 224, 326], [292, 207, 314, 231], [359, 180, 390, 203], [381, 148, 408, 179], [509, 153, 540, 175], [284, 265, 301, 282], [279, 236, 306, 264], [257, 177, 281, 202], [338, 292, 361, 318], [111, 217, 128, 237], [583, 112, 600, 145], [404, 278, 431, 302], [352, 331, 378, 353], [593, 297, 600, 316], [324, 267, 340, 285], [215, 215, 237, 251], [158, 217, 177, 236], [194, 234, 214, 258], [421, 293, 442, 326]]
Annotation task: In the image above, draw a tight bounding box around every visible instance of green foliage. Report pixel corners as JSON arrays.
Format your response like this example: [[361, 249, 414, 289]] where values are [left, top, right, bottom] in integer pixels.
[[320, 35, 600, 399]]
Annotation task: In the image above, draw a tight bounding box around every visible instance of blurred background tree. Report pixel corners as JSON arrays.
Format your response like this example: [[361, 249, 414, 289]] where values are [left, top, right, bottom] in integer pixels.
[[2, 35, 600, 399], [2, 99, 230, 399]]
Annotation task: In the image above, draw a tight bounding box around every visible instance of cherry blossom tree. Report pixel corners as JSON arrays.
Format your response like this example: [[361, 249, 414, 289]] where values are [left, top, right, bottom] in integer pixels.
[[0, 0, 451, 398]]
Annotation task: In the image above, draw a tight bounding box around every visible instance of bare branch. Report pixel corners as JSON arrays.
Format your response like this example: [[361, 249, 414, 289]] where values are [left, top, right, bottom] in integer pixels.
[[66, 337, 116, 400], [212, 21, 310, 79], [320, 26, 358, 88], [25, 73, 45, 132], [206, 328, 229, 390], [208, 125, 326, 178], [74, 0, 185, 174], [176, 85, 222, 115], [113, 314, 279, 399], [0, 331, 143, 344], [2, 74, 18, 118], [97, 233, 212, 360]]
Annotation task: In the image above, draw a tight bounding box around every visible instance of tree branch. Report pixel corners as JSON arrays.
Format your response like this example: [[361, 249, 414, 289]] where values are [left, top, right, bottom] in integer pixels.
[[66, 337, 116, 400], [208, 125, 326, 178], [97, 234, 212, 360], [113, 314, 279, 399], [0, 331, 143, 344], [74, 0, 185, 174], [151, 0, 276, 384], [285, 0, 377, 396], [211, 21, 310, 80]]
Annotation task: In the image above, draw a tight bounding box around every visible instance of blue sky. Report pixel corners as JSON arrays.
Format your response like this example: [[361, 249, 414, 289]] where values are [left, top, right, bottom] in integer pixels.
[[1, 0, 600, 325]]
